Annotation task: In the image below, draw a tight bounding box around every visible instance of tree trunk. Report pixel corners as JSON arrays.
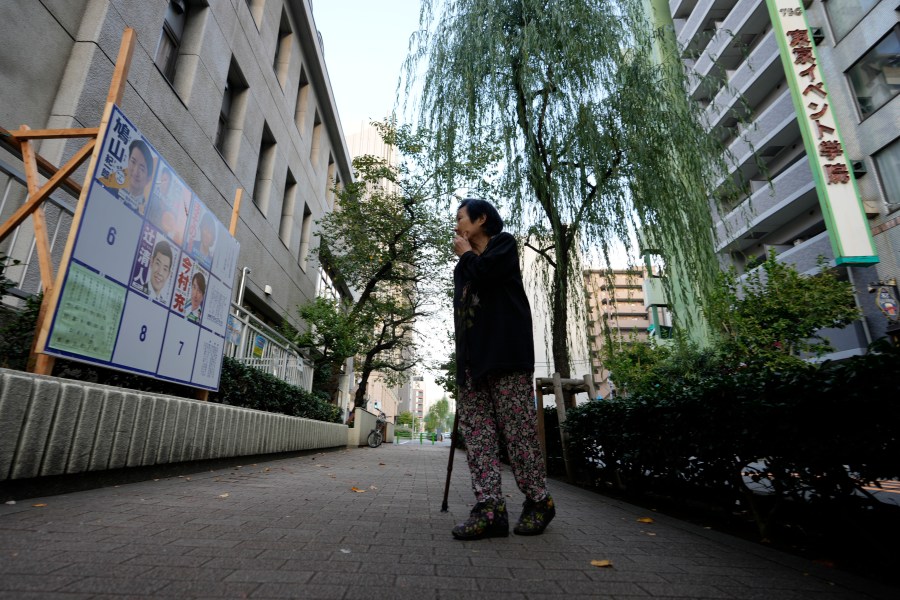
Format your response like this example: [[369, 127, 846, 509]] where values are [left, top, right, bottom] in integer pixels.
[[550, 231, 571, 379], [551, 272, 571, 379], [354, 352, 376, 408]]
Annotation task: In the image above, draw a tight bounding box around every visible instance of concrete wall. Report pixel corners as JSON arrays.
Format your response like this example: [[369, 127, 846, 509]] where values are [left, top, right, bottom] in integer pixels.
[[0, 368, 347, 481], [346, 408, 394, 447]]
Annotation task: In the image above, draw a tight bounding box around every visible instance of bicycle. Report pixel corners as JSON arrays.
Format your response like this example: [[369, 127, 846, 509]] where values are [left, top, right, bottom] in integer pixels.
[[367, 410, 387, 448]]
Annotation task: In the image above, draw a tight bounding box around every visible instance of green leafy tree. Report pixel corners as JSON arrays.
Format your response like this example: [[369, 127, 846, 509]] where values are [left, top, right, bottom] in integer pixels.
[[706, 252, 860, 369], [604, 253, 860, 396], [397, 411, 414, 427], [405, 0, 745, 378], [293, 296, 368, 401], [434, 396, 452, 430], [424, 397, 453, 432], [300, 120, 496, 406], [0, 253, 18, 299], [433, 332, 458, 401]]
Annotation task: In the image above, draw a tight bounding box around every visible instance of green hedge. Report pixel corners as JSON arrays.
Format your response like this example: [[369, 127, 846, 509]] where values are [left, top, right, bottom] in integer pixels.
[[50, 357, 341, 423], [211, 358, 340, 423], [564, 341, 900, 537]]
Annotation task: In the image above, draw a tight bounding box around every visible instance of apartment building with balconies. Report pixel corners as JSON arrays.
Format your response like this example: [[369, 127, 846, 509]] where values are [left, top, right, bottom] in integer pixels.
[[584, 269, 667, 397], [668, 0, 899, 355]]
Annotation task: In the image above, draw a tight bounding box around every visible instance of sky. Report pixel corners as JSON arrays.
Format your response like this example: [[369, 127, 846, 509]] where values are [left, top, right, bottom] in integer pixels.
[[311, 0, 423, 131], [310, 1, 452, 404]]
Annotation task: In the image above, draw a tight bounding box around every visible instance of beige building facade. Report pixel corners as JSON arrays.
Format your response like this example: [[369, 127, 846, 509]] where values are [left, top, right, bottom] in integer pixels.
[[584, 269, 656, 398], [1, 0, 353, 329]]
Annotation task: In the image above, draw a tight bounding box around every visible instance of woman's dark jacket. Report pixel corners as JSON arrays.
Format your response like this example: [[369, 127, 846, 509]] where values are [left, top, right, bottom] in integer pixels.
[[454, 232, 534, 386]]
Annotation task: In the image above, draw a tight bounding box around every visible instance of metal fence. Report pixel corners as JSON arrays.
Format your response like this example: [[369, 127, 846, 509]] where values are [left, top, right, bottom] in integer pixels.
[[224, 303, 315, 391]]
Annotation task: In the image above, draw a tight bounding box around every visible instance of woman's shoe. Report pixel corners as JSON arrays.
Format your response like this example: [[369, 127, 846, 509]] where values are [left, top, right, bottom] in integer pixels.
[[452, 499, 509, 540], [514, 494, 555, 535]]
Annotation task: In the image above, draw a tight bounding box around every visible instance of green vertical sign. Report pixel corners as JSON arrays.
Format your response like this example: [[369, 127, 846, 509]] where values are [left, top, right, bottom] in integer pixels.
[[765, 0, 878, 265]]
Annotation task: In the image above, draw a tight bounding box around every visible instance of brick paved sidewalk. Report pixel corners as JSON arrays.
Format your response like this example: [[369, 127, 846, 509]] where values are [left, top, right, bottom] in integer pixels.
[[1, 442, 896, 599]]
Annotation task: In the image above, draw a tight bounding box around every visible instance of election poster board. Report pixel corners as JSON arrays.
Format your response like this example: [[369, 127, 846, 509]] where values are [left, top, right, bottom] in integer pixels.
[[41, 105, 240, 390]]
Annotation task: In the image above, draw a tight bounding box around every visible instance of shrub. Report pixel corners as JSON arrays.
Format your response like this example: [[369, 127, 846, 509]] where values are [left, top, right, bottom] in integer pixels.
[[211, 358, 340, 423], [564, 340, 900, 538]]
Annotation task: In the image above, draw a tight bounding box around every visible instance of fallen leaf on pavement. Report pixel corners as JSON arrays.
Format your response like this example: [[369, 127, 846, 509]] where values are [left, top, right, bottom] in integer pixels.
[[637, 517, 654, 523], [350, 487, 366, 493], [591, 560, 613, 568], [32, 503, 47, 507]]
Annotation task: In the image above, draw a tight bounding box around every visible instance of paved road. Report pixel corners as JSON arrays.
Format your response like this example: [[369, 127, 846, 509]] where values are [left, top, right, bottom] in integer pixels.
[[1, 443, 896, 599]]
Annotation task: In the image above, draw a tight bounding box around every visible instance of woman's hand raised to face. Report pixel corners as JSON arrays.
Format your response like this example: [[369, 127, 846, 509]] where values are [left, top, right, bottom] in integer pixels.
[[454, 232, 473, 257]]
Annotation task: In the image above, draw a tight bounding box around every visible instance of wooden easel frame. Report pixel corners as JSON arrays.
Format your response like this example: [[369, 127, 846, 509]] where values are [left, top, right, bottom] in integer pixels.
[[535, 373, 597, 482]]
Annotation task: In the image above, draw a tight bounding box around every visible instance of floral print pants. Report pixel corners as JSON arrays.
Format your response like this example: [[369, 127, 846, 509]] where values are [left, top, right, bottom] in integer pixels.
[[458, 370, 548, 503]]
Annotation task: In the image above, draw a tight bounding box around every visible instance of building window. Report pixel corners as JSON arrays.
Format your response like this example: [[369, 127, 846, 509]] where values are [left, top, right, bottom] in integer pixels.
[[155, 1, 185, 82], [298, 203, 312, 270], [847, 26, 900, 118], [310, 110, 323, 168], [295, 68, 310, 133], [875, 137, 900, 206], [245, 0, 264, 28], [317, 268, 339, 301], [824, 0, 880, 41], [214, 60, 248, 163], [279, 170, 297, 246], [154, 0, 208, 92], [253, 123, 277, 216], [326, 155, 336, 208], [274, 8, 293, 88]]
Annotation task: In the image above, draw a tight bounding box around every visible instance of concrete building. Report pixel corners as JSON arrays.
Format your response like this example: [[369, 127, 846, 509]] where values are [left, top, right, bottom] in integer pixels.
[[411, 375, 426, 425], [584, 268, 673, 398], [666, 0, 899, 355], [0, 1, 356, 403], [1, 0, 353, 325]]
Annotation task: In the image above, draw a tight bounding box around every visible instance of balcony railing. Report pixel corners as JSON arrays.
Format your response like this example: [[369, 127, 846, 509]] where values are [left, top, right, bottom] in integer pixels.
[[225, 303, 314, 392]]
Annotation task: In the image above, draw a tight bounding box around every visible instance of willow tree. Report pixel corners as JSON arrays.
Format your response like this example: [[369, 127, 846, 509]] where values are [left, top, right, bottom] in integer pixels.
[[405, 0, 746, 378]]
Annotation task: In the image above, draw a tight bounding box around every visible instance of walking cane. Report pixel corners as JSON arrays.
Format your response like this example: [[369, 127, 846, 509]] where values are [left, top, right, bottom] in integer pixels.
[[440, 412, 461, 512]]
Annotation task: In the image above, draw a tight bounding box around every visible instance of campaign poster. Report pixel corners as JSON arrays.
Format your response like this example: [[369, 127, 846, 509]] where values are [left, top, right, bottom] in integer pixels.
[[42, 105, 240, 390]]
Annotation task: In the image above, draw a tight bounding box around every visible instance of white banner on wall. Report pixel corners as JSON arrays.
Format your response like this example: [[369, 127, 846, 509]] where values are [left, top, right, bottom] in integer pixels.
[[42, 105, 240, 390]]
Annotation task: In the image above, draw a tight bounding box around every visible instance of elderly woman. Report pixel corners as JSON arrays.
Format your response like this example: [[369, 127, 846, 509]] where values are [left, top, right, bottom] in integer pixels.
[[451, 198, 555, 540]]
